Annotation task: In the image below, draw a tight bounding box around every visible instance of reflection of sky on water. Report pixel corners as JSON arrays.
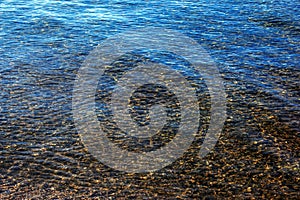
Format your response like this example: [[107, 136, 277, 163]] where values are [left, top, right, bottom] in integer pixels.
[[0, 0, 299, 198]]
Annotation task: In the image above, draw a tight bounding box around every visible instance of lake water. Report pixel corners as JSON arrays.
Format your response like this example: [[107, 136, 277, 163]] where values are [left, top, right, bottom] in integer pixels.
[[0, 0, 299, 198]]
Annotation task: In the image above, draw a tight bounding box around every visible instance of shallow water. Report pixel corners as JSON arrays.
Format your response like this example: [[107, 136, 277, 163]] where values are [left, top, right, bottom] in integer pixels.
[[0, 0, 299, 198]]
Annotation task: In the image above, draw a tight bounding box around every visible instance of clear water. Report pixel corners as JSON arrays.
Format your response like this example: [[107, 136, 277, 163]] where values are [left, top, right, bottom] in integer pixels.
[[0, 0, 299, 198]]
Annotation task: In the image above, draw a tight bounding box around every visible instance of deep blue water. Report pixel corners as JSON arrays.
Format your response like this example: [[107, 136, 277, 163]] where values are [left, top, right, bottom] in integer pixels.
[[0, 0, 299, 198]]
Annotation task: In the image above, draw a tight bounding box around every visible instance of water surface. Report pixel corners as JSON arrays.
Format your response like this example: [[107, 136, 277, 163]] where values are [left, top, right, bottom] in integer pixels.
[[0, 0, 299, 198]]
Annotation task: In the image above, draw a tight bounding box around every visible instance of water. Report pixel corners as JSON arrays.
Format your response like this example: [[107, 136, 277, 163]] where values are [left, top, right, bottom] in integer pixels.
[[0, 0, 299, 198]]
